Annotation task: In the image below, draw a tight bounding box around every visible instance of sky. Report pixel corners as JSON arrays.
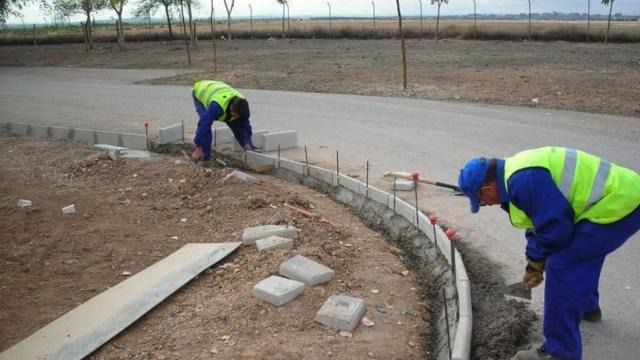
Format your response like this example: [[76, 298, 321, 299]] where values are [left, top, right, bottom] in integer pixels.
[[5, 0, 639, 25]]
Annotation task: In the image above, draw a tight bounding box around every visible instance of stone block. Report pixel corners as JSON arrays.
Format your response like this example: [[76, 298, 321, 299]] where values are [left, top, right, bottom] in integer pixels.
[[392, 179, 415, 191], [10, 123, 29, 136], [73, 128, 97, 145], [230, 170, 259, 184], [242, 225, 298, 245], [30, 125, 50, 138], [279, 255, 335, 286], [256, 236, 294, 252], [252, 276, 305, 306], [395, 198, 418, 225], [0, 123, 8, 134], [315, 295, 366, 332], [94, 144, 128, 152], [262, 130, 298, 152], [212, 127, 234, 145], [245, 152, 277, 167], [308, 165, 334, 185], [96, 131, 122, 147], [278, 158, 305, 175], [337, 174, 363, 194], [158, 123, 183, 145], [50, 126, 71, 140], [365, 186, 390, 206], [121, 133, 148, 150]]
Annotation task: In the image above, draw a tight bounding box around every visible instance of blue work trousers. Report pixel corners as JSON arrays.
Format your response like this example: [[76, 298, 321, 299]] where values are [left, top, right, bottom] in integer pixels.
[[543, 205, 640, 359]]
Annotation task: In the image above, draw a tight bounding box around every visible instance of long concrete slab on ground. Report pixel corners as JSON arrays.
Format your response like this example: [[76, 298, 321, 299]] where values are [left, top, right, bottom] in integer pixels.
[[0, 242, 241, 360], [256, 235, 294, 252], [242, 225, 298, 245], [252, 275, 305, 306], [315, 295, 367, 332], [279, 255, 335, 286]]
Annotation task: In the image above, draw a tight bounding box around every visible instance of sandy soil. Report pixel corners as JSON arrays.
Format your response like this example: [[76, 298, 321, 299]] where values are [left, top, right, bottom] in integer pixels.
[[0, 136, 429, 359], [1, 39, 639, 117]]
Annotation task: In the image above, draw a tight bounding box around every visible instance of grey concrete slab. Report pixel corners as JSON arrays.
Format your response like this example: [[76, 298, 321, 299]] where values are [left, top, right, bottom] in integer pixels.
[[242, 225, 298, 245], [245, 151, 277, 166], [121, 133, 148, 150], [365, 186, 390, 206], [73, 128, 96, 145], [252, 275, 305, 306], [0, 242, 241, 360], [315, 295, 367, 332], [279, 255, 335, 286], [30, 124, 49, 138], [158, 123, 183, 145], [337, 174, 363, 194], [230, 170, 259, 184], [94, 144, 128, 151], [278, 158, 305, 175], [212, 126, 234, 145], [262, 130, 298, 151], [10, 123, 29, 136], [308, 165, 334, 184], [49, 126, 71, 140], [233, 129, 269, 151], [256, 236, 294, 252], [392, 179, 415, 191], [95, 131, 121, 147]]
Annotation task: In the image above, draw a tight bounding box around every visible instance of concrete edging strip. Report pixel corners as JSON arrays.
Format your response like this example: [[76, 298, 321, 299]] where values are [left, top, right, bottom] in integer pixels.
[[246, 151, 472, 360], [0, 242, 241, 360]]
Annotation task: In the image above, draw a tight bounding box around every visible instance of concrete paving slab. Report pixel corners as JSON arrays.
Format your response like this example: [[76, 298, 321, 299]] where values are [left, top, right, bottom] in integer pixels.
[[0, 242, 241, 360], [315, 295, 367, 331], [30, 124, 49, 138], [365, 186, 390, 205], [245, 151, 277, 166], [242, 225, 298, 245], [256, 236, 294, 252], [308, 165, 334, 184], [252, 275, 305, 306], [230, 170, 259, 184], [392, 179, 415, 191], [337, 174, 363, 194], [158, 123, 183, 145], [232, 129, 268, 151], [73, 128, 96, 145], [94, 144, 128, 152], [279, 255, 335, 286], [10, 123, 29, 136], [212, 127, 234, 145], [121, 133, 148, 150], [278, 158, 305, 175], [262, 130, 298, 151], [120, 150, 152, 159], [96, 131, 122, 147], [49, 126, 71, 140]]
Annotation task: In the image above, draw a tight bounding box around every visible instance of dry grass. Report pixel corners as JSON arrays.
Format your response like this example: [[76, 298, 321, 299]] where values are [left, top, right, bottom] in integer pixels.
[[2, 19, 639, 45]]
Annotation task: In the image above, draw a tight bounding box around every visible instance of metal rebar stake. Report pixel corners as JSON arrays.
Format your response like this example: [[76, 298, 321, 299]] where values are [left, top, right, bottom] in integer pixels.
[[336, 150, 340, 186], [213, 127, 216, 155], [450, 235, 459, 313], [393, 177, 397, 212], [432, 223, 439, 256], [443, 288, 452, 360], [366, 160, 369, 197], [278, 145, 281, 168], [414, 183, 419, 226], [181, 119, 184, 143], [305, 145, 309, 176]]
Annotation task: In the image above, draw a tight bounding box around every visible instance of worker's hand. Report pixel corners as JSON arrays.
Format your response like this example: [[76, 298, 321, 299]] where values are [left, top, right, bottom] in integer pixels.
[[243, 144, 253, 152], [522, 257, 545, 289], [190, 147, 204, 161]]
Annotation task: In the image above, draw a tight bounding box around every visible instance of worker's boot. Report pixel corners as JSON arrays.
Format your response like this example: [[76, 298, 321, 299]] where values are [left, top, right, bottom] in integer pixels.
[[511, 345, 559, 360], [583, 307, 602, 322]]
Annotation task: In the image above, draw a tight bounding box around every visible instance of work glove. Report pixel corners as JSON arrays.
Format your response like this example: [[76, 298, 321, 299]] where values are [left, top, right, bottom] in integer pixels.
[[522, 257, 545, 289]]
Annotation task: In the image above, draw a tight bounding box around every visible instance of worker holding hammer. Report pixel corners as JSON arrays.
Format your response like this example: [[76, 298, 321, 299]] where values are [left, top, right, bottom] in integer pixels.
[[458, 146, 640, 360], [190, 80, 256, 161]]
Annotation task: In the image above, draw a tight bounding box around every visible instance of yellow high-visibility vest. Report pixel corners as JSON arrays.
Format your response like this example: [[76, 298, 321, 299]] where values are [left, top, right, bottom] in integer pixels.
[[193, 80, 245, 123]]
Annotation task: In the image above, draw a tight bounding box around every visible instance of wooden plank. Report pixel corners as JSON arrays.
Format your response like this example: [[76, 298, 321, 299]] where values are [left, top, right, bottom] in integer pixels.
[[1, 242, 241, 360]]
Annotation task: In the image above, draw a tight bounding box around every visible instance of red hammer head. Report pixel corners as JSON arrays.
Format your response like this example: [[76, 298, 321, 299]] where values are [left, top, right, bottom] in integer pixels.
[[144, 122, 149, 129], [429, 215, 439, 225], [446, 228, 457, 241], [411, 172, 420, 182]]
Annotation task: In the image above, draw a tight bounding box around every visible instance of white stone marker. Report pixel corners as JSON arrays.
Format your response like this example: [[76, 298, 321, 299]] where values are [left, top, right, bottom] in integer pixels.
[[252, 275, 305, 306], [315, 295, 367, 332], [158, 123, 183, 145], [392, 179, 415, 191], [279, 255, 335, 286], [256, 236, 294, 252], [230, 170, 259, 184], [262, 130, 298, 152], [242, 225, 298, 245]]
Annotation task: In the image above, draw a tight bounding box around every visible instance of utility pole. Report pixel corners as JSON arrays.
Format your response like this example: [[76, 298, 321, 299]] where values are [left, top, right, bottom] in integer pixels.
[[419, 0, 423, 39]]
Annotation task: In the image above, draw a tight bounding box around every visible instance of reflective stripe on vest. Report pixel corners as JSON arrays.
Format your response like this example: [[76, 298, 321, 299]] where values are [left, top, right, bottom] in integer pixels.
[[504, 147, 640, 229], [193, 81, 245, 123]]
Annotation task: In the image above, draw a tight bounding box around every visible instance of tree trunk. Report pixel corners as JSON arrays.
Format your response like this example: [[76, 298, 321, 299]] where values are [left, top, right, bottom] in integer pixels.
[[116, 19, 121, 50], [180, 0, 191, 65], [528, 0, 532, 41], [187, 1, 196, 48], [164, 5, 173, 39], [226, 12, 231, 40], [86, 12, 93, 50], [395, 0, 407, 90], [281, 3, 285, 39], [474, 0, 477, 40], [604, 0, 614, 45], [435, 3, 441, 41], [117, 12, 125, 50], [210, 0, 217, 73]]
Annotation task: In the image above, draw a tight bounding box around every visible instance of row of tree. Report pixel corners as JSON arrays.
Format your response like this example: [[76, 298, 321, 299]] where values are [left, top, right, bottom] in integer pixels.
[[1, 0, 621, 49]]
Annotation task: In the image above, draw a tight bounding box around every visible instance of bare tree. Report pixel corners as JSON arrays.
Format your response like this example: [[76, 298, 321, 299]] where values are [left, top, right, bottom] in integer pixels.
[[473, 0, 477, 40], [586, 0, 591, 42], [178, 0, 191, 65], [602, 0, 614, 45], [52, 0, 107, 50], [371, 0, 375, 39], [222, 0, 233, 40], [395, 0, 407, 89], [276, 0, 286, 39], [186, 0, 196, 47], [109, 0, 126, 50], [248, 3, 252, 39], [210, 0, 217, 72], [327, 1, 331, 39], [527, 0, 532, 41], [1, 0, 28, 23], [418, 0, 423, 40], [431, 0, 447, 41], [135, 0, 175, 39]]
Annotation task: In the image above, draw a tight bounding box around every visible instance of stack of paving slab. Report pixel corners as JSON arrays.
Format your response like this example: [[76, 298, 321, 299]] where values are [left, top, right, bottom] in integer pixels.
[[1, 122, 148, 150], [157, 123, 298, 152]]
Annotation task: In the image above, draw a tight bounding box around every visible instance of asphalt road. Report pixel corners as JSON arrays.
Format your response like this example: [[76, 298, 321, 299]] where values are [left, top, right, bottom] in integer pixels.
[[1, 67, 639, 359]]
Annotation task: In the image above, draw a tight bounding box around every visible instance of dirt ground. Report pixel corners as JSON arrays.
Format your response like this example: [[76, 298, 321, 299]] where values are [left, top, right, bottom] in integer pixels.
[[1, 39, 639, 117], [0, 136, 431, 359]]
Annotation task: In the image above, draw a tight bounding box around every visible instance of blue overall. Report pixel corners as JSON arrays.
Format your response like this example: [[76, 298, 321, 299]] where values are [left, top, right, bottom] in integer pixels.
[[496, 160, 640, 359], [192, 92, 254, 160]]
